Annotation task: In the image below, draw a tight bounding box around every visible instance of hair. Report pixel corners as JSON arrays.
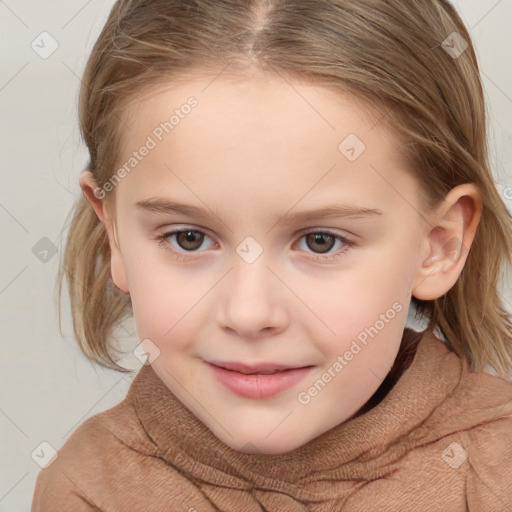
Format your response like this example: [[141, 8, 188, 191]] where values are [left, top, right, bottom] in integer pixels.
[[57, 0, 512, 381]]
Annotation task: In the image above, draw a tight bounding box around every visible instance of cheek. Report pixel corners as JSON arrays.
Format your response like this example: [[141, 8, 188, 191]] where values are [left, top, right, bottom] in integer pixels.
[[291, 244, 412, 356], [124, 225, 416, 358], [125, 252, 210, 347], [295, 255, 407, 321]]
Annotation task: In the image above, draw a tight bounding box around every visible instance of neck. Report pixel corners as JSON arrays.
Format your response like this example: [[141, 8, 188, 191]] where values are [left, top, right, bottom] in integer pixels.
[[350, 327, 425, 420]]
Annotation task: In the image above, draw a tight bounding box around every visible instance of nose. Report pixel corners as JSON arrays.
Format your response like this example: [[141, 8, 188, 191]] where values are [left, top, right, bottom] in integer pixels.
[[217, 256, 289, 339]]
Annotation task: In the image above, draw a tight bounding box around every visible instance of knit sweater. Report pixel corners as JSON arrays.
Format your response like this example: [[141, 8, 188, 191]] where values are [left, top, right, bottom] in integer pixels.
[[32, 330, 512, 511]]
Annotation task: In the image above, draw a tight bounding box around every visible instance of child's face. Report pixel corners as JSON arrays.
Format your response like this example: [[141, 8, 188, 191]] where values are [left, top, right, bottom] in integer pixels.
[[108, 71, 432, 454]]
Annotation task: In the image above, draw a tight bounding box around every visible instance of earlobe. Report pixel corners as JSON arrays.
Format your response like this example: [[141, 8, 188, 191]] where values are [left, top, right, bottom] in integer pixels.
[[412, 184, 482, 301], [79, 171, 130, 295]]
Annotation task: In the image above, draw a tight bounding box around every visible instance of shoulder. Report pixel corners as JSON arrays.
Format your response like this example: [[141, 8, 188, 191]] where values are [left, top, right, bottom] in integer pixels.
[[31, 396, 157, 511], [435, 365, 512, 511], [462, 371, 512, 510], [455, 363, 512, 430], [461, 414, 512, 511]]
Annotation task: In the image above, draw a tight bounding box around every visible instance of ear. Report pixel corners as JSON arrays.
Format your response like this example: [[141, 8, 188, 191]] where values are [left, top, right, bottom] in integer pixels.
[[79, 171, 130, 295], [412, 183, 482, 300]]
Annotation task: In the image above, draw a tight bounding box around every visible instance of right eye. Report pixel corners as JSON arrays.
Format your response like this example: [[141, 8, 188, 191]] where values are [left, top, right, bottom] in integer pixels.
[[156, 227, 218, 258]]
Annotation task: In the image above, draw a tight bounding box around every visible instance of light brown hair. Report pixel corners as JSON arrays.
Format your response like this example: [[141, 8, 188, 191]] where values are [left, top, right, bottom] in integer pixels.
[[57, 0, 512, 380]]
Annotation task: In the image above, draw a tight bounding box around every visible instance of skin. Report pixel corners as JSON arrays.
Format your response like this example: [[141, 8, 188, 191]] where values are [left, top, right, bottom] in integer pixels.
[[80, 69, 482, 454]]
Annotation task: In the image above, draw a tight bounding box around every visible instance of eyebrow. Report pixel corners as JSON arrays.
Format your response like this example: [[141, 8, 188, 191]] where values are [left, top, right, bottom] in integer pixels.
[[135, 198, 383, 225]]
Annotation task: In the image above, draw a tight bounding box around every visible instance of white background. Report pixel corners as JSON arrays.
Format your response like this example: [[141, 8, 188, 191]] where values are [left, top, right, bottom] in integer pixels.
[[0, 1, 511, 509]]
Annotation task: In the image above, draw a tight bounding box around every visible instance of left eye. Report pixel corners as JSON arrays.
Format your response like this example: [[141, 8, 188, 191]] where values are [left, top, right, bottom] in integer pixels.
[[297, 232, 347, 254], [160, 229, 216, 252], [156, 228, 354, 260]]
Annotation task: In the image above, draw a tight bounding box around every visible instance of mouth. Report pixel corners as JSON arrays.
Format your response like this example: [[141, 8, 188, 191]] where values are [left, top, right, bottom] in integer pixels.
[[207, 361, 312, 374], [205, 361, 315, 399]]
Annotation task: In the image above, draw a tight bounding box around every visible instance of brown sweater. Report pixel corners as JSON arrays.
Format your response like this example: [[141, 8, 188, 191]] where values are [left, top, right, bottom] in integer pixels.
[[32, 331, 512, 511]]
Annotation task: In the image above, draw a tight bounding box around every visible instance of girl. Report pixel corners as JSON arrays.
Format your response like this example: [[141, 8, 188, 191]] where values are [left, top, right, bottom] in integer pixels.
[[32, 0, 512, 510]]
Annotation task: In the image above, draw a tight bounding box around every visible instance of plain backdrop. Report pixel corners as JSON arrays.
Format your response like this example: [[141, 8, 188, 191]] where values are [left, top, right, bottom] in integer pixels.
[[1, 1, 511, 509]]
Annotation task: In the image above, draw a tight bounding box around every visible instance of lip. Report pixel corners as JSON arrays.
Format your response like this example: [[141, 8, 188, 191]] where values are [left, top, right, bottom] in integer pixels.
[[206, 361, 315, 399]]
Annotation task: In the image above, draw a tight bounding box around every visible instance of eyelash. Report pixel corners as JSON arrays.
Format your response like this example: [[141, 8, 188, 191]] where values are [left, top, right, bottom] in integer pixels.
[[155, 227, 356, 263]]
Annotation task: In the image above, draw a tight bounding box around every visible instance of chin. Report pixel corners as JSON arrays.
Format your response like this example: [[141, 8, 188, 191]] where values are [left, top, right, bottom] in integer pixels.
[[218, 427, 314, 455]]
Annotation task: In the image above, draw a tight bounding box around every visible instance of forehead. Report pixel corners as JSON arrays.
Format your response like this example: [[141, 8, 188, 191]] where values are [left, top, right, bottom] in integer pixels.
[[120, 70, 387, 146], [113, 71, 422, 219]]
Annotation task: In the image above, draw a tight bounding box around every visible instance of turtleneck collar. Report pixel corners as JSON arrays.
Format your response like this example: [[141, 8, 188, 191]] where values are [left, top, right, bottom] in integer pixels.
[[127, 330, 465, 500]]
